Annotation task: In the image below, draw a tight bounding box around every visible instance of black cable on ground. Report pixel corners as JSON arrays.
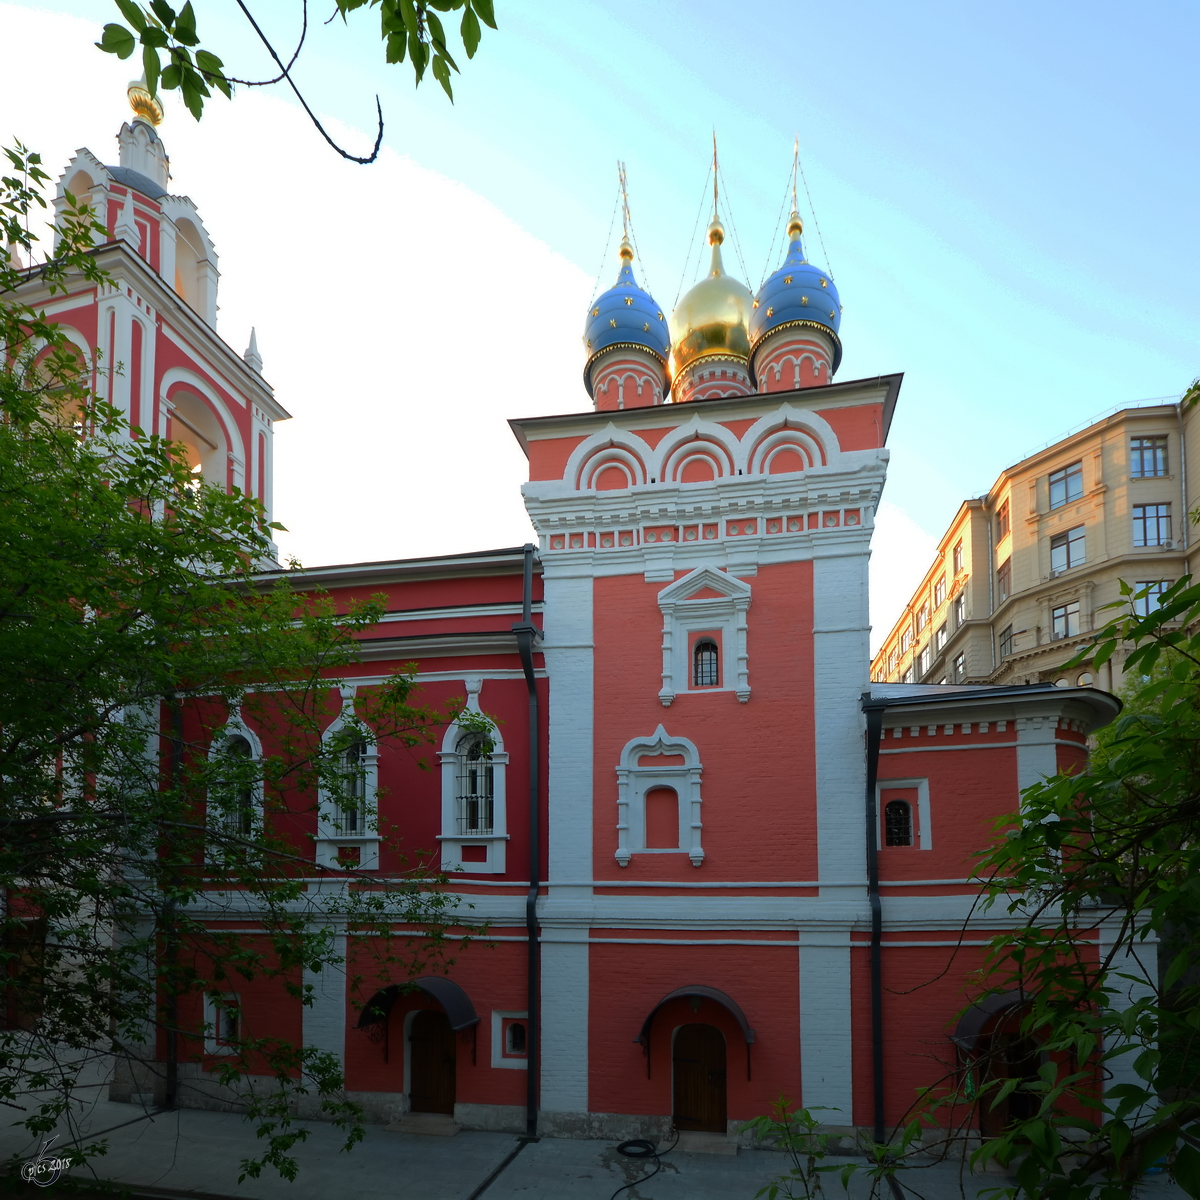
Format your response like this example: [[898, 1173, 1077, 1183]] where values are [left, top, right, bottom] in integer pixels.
[[609, 1129, 680, 1200], [465, 1136, 538, 1200]]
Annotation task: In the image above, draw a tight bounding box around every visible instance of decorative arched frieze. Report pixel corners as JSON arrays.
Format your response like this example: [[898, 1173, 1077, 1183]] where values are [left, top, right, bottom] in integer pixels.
[[438, 677, 508, 874], [616, 725, 704, 867], [566, 424, 653, 491], [315, 685, 381, 871], [741, 405, 840, 475], [657, 566, 752, 705], [653, 417, 739, 484]]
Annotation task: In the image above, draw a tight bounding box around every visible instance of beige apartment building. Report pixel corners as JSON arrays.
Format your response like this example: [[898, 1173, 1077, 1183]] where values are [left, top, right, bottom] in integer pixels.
[[872, 397, 1199, 692]]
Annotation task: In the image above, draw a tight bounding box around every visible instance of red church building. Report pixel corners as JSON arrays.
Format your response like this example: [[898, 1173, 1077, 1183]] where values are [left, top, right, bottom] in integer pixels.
[[34, 92, 1129, 1148]]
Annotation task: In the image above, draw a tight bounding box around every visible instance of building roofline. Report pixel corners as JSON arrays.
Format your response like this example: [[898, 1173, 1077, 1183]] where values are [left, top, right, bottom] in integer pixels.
[[255, 546, 540, 589], [862, 681, 1121, 728], [507, 373, 903, 456]]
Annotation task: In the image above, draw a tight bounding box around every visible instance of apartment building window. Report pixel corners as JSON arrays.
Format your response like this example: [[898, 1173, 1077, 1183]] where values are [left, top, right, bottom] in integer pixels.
[[900, 627, 913, 652], [935, 623, 948, 652], [915, 604, 930, 633], [953, 594, 966, 628], [1052, 601, 1080, 640], [952, 541, 963, 575], [933, 575, 946, 608], [1130, 436, 1168, 478], [1050, 525, 1086, 574], [887, 648, 898, 673], [916, 645, 930, 677], [1133, 580, 1171, 616], [998, 625, 1014, 658], [996, 500, 1010, 540], [997, 558, 1012, 601], [1133, 504, 1171, 547], [1049, 462, 1084, 509], [952, 652, 965, 683], [900, 666, 914, 684]]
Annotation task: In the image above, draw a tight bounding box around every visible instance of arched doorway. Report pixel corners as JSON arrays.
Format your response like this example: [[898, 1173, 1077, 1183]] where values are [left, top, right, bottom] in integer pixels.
[[408, 1010, 456, 1115], [673, 1023, 727, 1132], [975, 1005, 1040, 1137]]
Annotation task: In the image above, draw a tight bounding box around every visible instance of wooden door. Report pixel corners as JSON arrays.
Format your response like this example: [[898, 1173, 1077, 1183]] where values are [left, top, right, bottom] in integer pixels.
[[672, 1023, 727, 1133], [409, 1010, 456, 1114]]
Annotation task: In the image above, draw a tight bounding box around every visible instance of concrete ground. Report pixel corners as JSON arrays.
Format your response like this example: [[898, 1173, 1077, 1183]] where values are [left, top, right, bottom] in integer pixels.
[[0, 1100, 1187, 1200]]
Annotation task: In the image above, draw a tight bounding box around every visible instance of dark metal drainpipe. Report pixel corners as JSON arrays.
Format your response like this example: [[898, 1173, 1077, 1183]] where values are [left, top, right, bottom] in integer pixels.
[[863, 700, 886, 1145], [163, 696, 184, 1111], [512, 544, 542, 1139]]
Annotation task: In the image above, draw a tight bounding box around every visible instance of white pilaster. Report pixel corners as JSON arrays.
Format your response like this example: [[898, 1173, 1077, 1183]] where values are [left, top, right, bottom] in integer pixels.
[[302, 929, 347, 1069], [799, 932, 854, 1119], [538, 935, 589, 1115]]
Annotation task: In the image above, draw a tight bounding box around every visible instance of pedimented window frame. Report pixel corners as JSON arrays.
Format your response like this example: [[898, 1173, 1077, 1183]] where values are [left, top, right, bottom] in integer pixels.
[[657, 566, 752, 706]]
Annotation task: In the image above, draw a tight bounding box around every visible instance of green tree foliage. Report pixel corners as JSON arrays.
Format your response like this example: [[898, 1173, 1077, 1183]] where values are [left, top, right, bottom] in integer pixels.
[[97, 0, 498, 118], [1, 146, 476, 1179]]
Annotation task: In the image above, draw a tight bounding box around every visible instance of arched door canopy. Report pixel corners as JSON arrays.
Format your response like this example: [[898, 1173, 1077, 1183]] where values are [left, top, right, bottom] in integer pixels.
[[356, 976, 480, 1032], [635, 985, 755, 1079], [950, 989, 1028, 1055]]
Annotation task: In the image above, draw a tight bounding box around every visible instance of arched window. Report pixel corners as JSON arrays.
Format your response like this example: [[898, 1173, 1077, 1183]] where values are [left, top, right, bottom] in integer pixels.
[[456, 734, 494, 835], [335, 740, 367, 835], [211, 734, 257, 839], [884, 799, 912, 847], [692, 638, 719, 688], [506, 1021, 527, 1055]]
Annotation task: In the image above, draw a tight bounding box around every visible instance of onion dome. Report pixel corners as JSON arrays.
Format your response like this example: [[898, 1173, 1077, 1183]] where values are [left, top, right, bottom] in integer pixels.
[[669, 216, 755, 375], [582, 237, 670, 396], [749, 212, 842, 372]]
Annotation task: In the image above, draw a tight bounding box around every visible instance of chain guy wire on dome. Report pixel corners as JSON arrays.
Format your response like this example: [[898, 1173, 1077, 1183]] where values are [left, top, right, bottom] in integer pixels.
[[619, 161, 655, 305], [588, 183, 622, 308], [795, 136, 834, 278], [758, 138, 800, 290], [713, 137, 751, 291], [673, 160, 714, 306]]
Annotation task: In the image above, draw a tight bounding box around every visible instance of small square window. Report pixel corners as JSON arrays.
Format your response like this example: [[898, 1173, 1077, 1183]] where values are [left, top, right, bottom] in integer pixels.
[[1048, 462, 1083, 509]]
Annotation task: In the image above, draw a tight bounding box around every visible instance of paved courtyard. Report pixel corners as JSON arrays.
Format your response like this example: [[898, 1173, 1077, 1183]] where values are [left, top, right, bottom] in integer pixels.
[[0, 1101, 1187, 1200]]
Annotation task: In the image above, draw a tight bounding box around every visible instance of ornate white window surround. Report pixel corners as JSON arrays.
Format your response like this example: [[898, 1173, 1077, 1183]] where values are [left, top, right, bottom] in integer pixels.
[[206, 714, 264, 856], [438, 677, 508, 875], [315, 685, 381, 871], [616, 725, 704, 868], [876, 777, 932, 850], [657, 566, 752, 706]]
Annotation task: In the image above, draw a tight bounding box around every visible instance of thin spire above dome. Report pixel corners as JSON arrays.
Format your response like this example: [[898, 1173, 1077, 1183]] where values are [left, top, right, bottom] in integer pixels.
[[582, 162, 670, 399]]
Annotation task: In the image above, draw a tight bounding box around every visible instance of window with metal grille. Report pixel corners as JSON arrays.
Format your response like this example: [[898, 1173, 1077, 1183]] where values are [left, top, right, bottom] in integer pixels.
[[1049, 462, 1083, 509], [335, 741, 366, 834], [1050, 526, 1085, 573], [999, 625, 1014, 657], [997, 558, 1012, 600], [1133, 504, 1171, 547], [884, 800, 912, 846], [456, 734, 494, 834], [692, 638, 719, 687], [1052, 602, 1080, 639], [1131, 436, 1168, 478], [214, 735, 255, 838]]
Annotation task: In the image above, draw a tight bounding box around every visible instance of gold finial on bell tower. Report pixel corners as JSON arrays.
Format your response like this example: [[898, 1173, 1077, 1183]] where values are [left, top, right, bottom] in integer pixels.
[[127, 75, 164, 126]]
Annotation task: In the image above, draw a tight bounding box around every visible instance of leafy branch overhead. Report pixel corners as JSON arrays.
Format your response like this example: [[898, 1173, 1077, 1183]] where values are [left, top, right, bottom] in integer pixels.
[[97, 0, 497, 127]]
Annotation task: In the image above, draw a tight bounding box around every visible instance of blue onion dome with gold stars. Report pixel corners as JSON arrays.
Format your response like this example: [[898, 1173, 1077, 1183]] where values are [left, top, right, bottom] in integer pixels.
[[583, 237, 670, 395], [670, 216, 755, 375], [749, 212, 843, 374]]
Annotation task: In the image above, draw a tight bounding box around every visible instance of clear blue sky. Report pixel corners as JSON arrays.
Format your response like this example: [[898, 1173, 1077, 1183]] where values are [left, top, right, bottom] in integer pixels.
[[6, 0, 1199, 633]]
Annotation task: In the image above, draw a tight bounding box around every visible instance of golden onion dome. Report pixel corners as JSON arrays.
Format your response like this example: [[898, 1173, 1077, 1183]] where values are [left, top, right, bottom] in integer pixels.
[[669, 216, 755, 376]]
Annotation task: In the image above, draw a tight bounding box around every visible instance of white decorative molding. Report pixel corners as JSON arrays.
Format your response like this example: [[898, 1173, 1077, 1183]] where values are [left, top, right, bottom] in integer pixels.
[[315, 684, 381, 871], [657, 566, 752, 705], [438, 677, 508, 875], [206, 712, 264, 852], [615, 725, 704, 868]]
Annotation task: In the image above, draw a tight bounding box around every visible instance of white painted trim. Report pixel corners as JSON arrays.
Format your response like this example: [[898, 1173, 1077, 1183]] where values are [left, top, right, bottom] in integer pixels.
[[799, 933, 853, 1117], [615, 726, 704, 867], [657, 566, 752, 705], [876, 777, 932, 850], [490, 1010, 529, 1070], [202, 991, 240, 1055], [314, 685, 381, 871], [437, 677, 508, 875]]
